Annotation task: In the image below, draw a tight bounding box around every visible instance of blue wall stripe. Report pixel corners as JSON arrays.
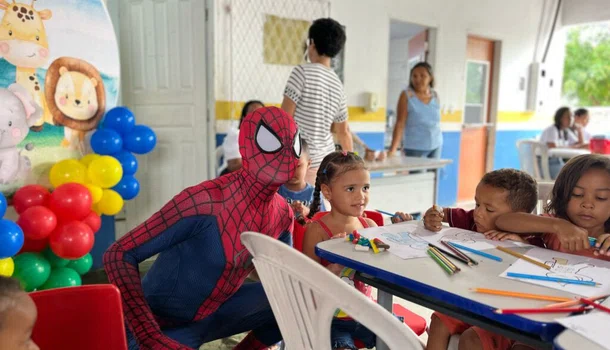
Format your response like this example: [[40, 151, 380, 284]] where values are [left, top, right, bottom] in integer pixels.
[[493, 130, 541, 170]]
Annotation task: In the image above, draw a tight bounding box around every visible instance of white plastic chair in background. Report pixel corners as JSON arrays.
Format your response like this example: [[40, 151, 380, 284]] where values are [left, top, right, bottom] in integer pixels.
[[516, 139, 552, 181], [241, 231, 424, 350], [536, 181, 554, 214]]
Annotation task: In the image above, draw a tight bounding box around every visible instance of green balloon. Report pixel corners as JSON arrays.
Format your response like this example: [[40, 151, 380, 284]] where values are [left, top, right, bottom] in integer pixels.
[[40, 267, 82, 290], [66, 254, 93, 275], [42, 248, 69, 268], [13, 253, 51, 292]]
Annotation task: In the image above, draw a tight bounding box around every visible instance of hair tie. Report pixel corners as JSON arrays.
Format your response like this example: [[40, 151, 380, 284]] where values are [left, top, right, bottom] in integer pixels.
[[342, 151, 347, 156], [322, 168, 327, 175]]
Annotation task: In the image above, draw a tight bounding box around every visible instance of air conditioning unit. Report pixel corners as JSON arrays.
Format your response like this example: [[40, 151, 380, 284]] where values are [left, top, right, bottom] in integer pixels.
[[526, 62, 554, 112]]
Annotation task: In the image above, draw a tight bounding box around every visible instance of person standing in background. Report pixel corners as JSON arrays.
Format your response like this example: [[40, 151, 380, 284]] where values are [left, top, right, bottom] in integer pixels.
[[282, 18, 353, 185], [387, 62, 442, 159]]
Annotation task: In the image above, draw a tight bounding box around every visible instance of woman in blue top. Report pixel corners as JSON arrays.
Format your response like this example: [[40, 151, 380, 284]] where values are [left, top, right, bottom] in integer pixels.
[[388, 62, 442, 159]]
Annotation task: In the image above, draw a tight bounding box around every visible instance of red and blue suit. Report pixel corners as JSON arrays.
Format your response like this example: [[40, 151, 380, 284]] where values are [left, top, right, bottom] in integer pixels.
[[104, 107, 301, 349]]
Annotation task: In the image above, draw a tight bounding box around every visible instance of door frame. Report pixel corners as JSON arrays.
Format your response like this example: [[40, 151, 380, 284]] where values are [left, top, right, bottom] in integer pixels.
[[205, 0, 217, 180]]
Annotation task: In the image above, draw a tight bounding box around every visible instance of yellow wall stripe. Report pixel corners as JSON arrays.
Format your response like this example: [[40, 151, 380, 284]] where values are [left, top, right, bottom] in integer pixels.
[[497, 111, 536, 123]]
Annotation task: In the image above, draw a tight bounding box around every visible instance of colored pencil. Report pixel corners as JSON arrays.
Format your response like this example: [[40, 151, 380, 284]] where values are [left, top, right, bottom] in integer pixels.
[[441, 240, 478, 265], [495, 246, 551, 270], [589, 237, 597, 247], [506, 272, 600, 286], [545, 294, 608, 309], [495, 307, 588, 315], [430, 247, 461, 272], [428, 243, 472, 266], [470, 288, 573, 302], [448, 242, 503, 262], [375, 209, 396, 217], [579, 298, 610, 314], [427, 249, 455, 275]]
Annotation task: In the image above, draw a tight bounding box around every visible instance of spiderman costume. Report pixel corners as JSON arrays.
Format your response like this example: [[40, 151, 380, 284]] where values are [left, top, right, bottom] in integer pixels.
[[104, 107, 301, 350]]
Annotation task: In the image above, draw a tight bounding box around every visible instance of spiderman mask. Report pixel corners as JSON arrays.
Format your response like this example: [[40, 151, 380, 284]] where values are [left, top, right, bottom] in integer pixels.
[[239, 106, 301, 186]]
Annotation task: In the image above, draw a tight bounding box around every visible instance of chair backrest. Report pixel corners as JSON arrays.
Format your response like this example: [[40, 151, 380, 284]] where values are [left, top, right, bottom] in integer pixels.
[[30, 285, 127, 350], [241, 231, 422, 350], [311, 210, 384, 227], [536, 181, 554, 214], [516, 139, 551, 181]]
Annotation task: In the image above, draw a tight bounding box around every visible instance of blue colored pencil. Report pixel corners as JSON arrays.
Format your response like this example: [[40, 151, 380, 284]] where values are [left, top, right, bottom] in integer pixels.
[[506, 272, 599, 286], [376, 209, 396, 217], [589, 237, 597, 247], [447, 242, 503, 262]]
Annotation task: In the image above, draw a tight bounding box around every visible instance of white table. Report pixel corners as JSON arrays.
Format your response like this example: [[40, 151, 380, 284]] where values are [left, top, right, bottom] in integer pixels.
[[548, 148, 590, 159], [365, 156, 451, 216], [553, 298, 610, 350], [316, 239, 576, 350]]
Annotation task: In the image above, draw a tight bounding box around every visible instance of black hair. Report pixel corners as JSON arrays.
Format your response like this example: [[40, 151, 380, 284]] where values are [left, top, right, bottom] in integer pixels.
[[238, 100, 264, 129], [574, 108, 589, 118], [0, 276, 23, 324], [308, 18, 346, 58], [553, 107, 571, 141], [409, 62, 434, 89], [546, 154, 610, 232], [480, 169, 538, 213], [308, 151, 366, 218]]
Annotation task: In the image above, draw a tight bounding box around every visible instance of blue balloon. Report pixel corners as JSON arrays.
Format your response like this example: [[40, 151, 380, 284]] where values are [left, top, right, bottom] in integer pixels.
[[112, 150, 138, 175], [90, 129, 123, 155], [124, 125, 157, 154], [112, 175, 140, 200], [102, 107, 136, 135], [0, 193, 6, 218], [0, 219, 24, 259]]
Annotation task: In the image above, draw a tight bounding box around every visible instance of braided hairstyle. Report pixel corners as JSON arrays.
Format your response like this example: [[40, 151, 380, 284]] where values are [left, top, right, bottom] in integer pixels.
[[308, 151, 366, 219]]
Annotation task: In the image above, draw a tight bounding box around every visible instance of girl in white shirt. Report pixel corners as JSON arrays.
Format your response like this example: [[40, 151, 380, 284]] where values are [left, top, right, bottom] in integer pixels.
[[220, 100, 264, 176], [539, 107, 586, 179]]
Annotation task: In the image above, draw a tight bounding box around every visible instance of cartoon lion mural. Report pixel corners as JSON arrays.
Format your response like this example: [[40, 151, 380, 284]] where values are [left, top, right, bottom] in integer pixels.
[[45, 57, 105, 154]]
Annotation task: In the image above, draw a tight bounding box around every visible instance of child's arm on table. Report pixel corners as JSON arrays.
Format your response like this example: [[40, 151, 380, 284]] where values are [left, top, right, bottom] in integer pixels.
[[302, 223, 345, 275], [495, 213, 589, 252]]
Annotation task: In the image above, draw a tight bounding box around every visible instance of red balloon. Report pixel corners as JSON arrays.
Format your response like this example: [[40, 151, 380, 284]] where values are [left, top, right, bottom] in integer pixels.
[[49, 221, 94, 259], [17, 206, 58, 240], [19, 237, 49, 253], [48, 183, 92, 221], [13, 185, 50, 214], [82, 211, 102, 233]]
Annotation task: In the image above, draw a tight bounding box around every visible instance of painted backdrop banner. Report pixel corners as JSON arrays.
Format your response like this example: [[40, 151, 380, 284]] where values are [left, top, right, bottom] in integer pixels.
[[0, 0, 119, 196]]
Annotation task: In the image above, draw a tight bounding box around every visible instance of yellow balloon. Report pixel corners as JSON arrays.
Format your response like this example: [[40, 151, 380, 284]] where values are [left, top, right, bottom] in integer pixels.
[[0, 257, 14, 277], [80, 154, 101, 167], [49, 159, 87, 188], [84, 183, 103, 204], [87, 156, 123, 188], [91, 202, 103, 216], [97, 189, 124, 216]]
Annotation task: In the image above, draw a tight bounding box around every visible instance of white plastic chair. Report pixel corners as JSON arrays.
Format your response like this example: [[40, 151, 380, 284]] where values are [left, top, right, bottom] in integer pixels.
[[241, 231, 424, 350], [536, 181, 554, 214], [516, 139, 552, 181]]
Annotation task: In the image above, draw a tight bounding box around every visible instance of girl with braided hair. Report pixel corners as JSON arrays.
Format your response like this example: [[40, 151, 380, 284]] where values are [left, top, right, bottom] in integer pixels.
[[302, 151, 377, 349]]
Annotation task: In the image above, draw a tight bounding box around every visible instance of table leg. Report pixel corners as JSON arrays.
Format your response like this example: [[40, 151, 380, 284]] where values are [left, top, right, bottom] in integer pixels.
[[376, 289, 393, 350]]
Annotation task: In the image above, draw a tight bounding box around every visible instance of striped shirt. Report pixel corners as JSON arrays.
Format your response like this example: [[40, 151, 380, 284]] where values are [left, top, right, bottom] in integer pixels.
[[284, 63, 348, 168]]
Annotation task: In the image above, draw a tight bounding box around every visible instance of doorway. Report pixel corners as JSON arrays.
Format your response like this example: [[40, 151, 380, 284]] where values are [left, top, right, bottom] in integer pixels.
[[457, 36, 500, 202], [385, 20, 436, 149]]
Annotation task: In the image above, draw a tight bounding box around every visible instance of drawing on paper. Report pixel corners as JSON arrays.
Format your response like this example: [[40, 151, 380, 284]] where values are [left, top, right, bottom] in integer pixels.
[[545, 257, 595, 286], [381, 231, 428, 250], [438, 230, 478, 245]]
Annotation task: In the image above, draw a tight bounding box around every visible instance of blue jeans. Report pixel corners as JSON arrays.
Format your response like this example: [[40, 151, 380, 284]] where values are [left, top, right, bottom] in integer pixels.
[[537, 156, 564, 180], [126, 283, 281, 349], [403, 147, 442, 159], [331, 318, 376, 349]]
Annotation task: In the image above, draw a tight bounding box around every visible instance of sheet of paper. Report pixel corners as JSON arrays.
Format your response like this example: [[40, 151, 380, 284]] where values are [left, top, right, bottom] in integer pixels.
[[557, 312, 610, 350], [356, 221, 523, 260], [500, 247, 610, 297]]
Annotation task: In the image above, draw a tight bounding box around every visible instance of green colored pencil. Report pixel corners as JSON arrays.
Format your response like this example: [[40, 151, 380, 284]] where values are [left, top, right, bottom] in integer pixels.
[[428, 249, 455, 275]]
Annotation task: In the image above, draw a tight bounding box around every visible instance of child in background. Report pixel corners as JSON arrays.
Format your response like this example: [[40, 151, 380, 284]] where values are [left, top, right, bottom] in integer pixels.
[[303, 151, 377, 350], [0, 276, 39, 350], [493, 154, 610, 258], [394, 169, 540, 350], [278, 140, 314, 224], [220, 100, 265, 175]]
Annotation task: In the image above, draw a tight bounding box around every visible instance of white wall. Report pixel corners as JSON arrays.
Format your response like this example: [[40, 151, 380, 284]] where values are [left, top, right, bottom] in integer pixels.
[[386, 37, 408, 114]]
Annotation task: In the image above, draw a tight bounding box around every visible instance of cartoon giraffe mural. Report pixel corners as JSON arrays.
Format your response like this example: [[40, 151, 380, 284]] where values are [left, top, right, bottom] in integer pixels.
[[0, 0, 52, 131]]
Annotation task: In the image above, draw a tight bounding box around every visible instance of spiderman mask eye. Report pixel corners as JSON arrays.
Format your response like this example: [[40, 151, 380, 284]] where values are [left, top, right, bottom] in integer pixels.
[[255, 121, 282, 153], [293, 131, 301, 158]]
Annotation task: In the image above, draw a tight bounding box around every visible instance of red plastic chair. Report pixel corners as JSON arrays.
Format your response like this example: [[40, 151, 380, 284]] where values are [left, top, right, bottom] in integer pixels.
[[293, 221, 306, 252], [30, 284, 127, 350], [311, 210, 385, 227]]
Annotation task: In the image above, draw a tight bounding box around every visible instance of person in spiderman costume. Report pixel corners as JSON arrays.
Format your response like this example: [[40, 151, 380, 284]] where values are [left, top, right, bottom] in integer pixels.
[[104, 106, 301, 349]]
